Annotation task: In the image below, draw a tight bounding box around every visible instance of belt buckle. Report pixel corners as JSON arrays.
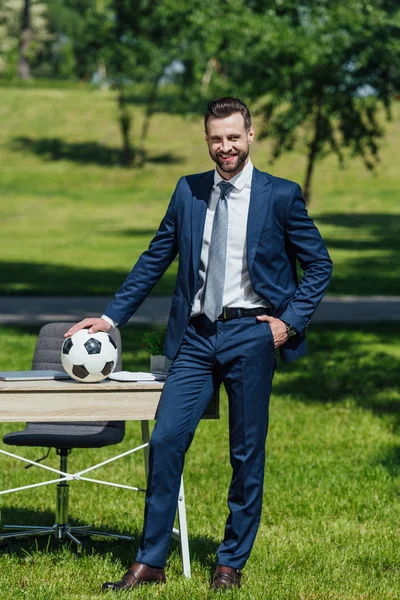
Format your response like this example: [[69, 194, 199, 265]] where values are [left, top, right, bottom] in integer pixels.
[[223, 307, 228, 320]]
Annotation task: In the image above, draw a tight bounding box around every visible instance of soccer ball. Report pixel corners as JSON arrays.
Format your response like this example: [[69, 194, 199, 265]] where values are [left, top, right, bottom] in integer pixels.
[[61, 329, 118, 383]]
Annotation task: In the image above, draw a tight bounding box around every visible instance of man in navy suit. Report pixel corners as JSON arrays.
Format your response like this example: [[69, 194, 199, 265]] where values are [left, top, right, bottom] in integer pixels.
[[66, 97, 332, 592]]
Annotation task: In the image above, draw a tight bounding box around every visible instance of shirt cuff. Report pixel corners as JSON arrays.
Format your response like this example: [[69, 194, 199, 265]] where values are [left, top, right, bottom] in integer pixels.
[[101, 314, 118, 328]]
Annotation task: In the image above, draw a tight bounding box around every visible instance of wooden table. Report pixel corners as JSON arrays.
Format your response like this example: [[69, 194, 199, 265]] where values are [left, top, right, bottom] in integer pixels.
[[0, 378, 191, 577], [0, 378, 164, 422]]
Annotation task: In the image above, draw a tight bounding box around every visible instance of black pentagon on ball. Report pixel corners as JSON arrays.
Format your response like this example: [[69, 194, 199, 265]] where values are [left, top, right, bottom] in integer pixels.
[[101, 361, 114, 376], [72, 364, 90, 379], [108, 336, 117, 350], [62, 337, 73, 355], [84, 338, 102, 355]]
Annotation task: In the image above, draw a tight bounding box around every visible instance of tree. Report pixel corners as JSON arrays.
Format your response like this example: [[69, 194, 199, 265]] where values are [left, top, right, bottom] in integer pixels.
[[189, 0, 400, 204], [18, 0, 31, 78], [0, 1, 18, 75], [39, 0, 98, 80], [0, 0, 49, 77], [240, 0, 400, 203], [82, 0, 229, 165]]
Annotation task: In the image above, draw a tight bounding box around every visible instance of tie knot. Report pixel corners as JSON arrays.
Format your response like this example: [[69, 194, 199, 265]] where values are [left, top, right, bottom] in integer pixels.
[[218, 181, 233, 197]]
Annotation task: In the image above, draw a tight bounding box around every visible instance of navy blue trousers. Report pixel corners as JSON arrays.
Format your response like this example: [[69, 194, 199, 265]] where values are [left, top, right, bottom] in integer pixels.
[[136, 315, 276, 569]]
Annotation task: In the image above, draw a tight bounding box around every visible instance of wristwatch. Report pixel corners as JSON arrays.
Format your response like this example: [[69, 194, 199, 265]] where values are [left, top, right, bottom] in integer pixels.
[[282, 321, 297, 339]]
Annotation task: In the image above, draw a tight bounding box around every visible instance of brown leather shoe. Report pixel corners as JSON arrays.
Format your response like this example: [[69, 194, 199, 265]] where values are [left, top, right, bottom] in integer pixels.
[[102, 561, 166, 591], [211, 565, 241, 591]]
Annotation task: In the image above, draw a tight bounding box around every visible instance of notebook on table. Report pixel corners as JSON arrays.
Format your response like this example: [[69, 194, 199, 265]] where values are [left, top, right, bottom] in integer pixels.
[[0, 370, 70, 381]]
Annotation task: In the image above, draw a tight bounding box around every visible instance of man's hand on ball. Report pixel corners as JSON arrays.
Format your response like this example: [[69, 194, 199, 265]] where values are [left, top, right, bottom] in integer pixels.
[[256, 315, 288, 348], [64, 318, 112, 338]]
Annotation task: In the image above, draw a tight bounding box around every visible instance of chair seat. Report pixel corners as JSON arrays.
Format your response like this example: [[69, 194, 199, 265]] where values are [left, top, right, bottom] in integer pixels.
[[3, 421, 124, 449]]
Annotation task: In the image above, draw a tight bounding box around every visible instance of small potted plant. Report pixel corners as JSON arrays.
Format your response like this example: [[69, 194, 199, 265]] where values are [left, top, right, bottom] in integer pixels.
[[143, 328, 171, 373]]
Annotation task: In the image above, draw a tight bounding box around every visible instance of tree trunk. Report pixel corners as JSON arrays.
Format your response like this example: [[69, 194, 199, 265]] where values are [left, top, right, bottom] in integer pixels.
[[97, 61, 109, 90], [96, 0, 108, 89], [114, 0, 134, 166], [201, 57, 221, 91], [18, 0, 31, 80], [117, 87, 134, 166], [136, 77, 160, 167], [303, 98, 323, 205]]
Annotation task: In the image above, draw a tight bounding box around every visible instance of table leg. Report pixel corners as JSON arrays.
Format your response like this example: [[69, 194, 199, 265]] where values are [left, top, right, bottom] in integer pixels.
[[140, 420, 150, 481], [177, 477, 191, 578]]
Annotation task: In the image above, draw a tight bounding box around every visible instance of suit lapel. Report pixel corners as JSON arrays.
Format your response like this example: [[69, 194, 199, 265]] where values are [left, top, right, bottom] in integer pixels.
[[191, 170, 214, 281], [246, 168, 272, 271]]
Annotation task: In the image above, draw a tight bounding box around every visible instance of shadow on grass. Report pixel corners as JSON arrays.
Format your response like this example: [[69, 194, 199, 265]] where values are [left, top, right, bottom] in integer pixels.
[[275, 324, 400, 422], [0, 261, 177, 296], [3, 212, 400, 295], [378, 445, 400, 477], [0, 507, 218, 570], [327, 254, 400, 295], [11, 136, 183, 167], [318, 214, 400, 250], [104, 228, 158, 238], [0, 507, 139, 553], [316, 213, 400, 295]]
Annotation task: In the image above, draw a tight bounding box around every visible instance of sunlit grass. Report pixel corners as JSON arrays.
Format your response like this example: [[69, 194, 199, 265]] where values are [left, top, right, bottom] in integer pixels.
[[0, 87, 399, 295], [0, 324, 399, 598]]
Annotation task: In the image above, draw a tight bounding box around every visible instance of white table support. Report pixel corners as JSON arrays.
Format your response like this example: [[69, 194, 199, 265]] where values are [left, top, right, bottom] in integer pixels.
[[0, 379, 191, 577], [140, 418, 191, 577]]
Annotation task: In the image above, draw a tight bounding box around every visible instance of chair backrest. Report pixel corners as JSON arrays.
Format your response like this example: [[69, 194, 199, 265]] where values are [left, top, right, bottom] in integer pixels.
[[32, 322, 123, 372], [31, 322, 124, 434]]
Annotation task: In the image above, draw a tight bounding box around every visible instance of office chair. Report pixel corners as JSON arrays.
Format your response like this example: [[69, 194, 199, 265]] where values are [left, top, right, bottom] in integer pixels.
[[0, 322, 132, 550]]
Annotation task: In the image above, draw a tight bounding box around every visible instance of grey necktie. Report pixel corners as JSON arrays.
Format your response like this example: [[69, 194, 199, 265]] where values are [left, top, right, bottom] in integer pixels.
[[203, 181, 233, 322]]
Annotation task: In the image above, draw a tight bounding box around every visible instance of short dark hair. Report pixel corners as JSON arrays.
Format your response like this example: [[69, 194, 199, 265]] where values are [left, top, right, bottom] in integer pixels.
[[204, 97, 252, 133]]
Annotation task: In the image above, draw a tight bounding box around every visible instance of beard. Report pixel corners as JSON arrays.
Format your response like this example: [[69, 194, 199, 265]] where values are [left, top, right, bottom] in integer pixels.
[[209, 147, 249, 174]]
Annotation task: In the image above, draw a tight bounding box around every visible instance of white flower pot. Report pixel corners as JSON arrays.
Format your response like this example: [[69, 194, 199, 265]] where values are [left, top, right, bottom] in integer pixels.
[[150, 355, 172, 373]]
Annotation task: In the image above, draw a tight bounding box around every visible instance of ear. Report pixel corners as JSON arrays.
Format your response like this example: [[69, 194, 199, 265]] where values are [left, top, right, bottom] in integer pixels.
[[248, 126, 255, 144]]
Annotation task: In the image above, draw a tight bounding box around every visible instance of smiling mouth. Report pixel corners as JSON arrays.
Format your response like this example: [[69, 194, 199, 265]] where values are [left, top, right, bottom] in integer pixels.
[[219, 154, 237, 161]]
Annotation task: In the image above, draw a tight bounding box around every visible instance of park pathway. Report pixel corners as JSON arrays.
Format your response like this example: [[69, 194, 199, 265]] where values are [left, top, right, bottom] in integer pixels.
[[0, 295, 399, 326]]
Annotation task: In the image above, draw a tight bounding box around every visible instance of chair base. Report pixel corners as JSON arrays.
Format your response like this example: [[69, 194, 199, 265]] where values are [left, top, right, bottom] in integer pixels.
[[0, 524, 134, 551], [0, 449, 135, 551]]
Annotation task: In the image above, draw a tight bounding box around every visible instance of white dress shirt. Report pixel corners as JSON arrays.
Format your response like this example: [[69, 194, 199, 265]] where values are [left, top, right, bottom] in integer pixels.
[[103, 159, 268, 328], [191, 159, 268, 316], [102, 314, 117, 328]]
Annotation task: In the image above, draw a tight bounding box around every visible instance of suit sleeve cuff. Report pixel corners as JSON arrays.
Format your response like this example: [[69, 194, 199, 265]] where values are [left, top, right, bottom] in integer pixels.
[[101, 314, 118, 328], [279, 307, 309, 335]]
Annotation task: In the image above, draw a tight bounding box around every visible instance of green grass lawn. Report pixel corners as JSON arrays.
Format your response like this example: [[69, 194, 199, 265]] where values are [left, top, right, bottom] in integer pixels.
[[0, 323, 399, 598], [0, 87, 399, 296]]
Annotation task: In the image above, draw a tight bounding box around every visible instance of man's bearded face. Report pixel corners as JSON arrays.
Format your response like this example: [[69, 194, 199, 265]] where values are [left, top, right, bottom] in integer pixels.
[[206, 113, 254, 178]]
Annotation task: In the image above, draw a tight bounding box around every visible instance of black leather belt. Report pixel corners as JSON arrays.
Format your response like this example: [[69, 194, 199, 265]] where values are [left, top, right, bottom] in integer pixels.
[[217, 307, 271, 321]]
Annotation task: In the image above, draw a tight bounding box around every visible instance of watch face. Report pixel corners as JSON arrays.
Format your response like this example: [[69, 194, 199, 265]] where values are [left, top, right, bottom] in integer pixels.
[[284, 322, 297, 338]]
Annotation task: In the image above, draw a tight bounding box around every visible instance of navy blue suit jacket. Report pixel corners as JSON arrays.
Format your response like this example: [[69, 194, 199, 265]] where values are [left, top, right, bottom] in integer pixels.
[[104, 167, 332, 362]]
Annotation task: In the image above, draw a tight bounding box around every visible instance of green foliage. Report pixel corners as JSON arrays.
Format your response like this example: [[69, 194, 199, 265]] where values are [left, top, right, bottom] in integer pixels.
[[174, 1, 400, 203], [142, 328, 167, 356], [236, 0, 400, 202], [37, 0, 99, 80], [4, 0, 397, 186], [0, 0, 50, 76]]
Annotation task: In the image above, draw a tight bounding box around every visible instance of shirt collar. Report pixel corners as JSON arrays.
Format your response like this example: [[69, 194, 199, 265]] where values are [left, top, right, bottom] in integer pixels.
[[214, 158, 253, 192]]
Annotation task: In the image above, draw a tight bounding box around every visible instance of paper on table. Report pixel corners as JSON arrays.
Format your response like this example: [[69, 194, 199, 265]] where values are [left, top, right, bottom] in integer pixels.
[[108, 371, 156, 382]]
